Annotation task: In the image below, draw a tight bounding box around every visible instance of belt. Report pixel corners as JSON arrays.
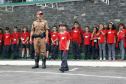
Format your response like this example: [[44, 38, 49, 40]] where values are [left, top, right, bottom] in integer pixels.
[[32, 33, 46, 38]]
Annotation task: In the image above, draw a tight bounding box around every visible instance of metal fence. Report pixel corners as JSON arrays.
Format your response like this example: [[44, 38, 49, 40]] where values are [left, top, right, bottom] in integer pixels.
[[0, 0, 51, 4]]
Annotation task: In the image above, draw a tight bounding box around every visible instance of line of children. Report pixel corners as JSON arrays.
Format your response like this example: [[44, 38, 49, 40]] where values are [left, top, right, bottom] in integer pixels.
[[1, 22, 126, 61]]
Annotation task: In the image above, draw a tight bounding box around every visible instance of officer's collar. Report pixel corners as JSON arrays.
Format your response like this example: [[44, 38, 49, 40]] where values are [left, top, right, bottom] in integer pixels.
[[36, 19, 43, 22]]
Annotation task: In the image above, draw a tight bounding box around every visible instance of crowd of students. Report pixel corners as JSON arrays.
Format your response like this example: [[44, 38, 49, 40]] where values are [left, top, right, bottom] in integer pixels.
[[0, 21, 126, 61]]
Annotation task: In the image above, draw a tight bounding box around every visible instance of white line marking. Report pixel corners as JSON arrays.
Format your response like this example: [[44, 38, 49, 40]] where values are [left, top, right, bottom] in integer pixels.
[[0, 71, 126, 79], [69, 68, 78, 71]]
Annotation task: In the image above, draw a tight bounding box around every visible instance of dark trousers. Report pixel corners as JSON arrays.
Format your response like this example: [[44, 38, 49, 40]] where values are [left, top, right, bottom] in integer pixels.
[[84, 45, 90, 59], [51, 45, 58, 59], [0, 46, 2, 54], [92, 42, 99, 59], [30, 43, 35, 59], [72, 41, 80, 59], [3, 45, 10, 59], [60, 50, 69, 70], [11, 44, 19, 58]]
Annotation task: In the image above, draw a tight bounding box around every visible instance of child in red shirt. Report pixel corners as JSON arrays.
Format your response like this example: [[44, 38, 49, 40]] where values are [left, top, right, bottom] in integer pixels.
[[50, 26, 58, 60], [83, 26, 91, 60], [45, 29, 51, 59], [30, 31, 35, 59], [58, 23, 70, 72], [117, 23, 126, 61], [106, 22, 117, 61], [0, 28, 3, 55], [91, 27, 99, 60], [97, 24, 106, 60], [21, 26, 30, 59], [71, 21, 83, 60], [3, 27, 11, 59], [11, 26, 20, 59]]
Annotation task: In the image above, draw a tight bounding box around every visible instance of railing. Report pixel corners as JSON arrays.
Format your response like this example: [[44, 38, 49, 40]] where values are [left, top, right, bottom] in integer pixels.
[[101, 0, 109, 5], [0, 0, 68, 4]]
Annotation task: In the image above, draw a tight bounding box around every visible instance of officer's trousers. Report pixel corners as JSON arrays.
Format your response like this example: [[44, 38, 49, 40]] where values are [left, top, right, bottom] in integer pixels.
[[34, 37, 46, 56]]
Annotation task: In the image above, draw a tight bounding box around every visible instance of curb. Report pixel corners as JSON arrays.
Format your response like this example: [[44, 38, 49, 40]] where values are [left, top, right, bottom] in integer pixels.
[[0, 60, 126, 67]]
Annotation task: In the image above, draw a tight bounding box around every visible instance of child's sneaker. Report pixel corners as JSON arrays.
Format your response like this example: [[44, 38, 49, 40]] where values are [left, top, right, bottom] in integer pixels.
[[103, 58, 106, 60], [21, 57, 24, 59], [118, 59, 124, 61], [109, 58, 111, 61], [100, 58, 102, 61], [26, 57, 29, 59], [113, 58, 115, 61]]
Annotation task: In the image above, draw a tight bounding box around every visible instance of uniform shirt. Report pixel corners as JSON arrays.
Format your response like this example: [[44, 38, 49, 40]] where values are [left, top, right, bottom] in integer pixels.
[[71, 29, 82, 42], [97, 29, 106, 43], [51, 32, 58, 45], [32, 19, 49, 35], [4, 33, 11, 45], [0, 34, 3, 46], [83, 32, 91, 45], [117, 29, 126, 40], [106, 30, 117, 44], [12, 32, 20, 44], [21, 32, 30, 44], [58, 31, 71, 50]]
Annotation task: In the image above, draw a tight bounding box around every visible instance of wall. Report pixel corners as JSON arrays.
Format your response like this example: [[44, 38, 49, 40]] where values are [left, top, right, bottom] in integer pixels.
[[0, 0, 126, 58]]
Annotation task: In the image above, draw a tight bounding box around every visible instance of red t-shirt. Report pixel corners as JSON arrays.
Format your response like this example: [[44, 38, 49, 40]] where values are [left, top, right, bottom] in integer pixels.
[[78, 28, 83, 44], [97, 29, 106, 43], [117, 29, 126, 40], [45, 30, 51, 45], [83, 32, 91, 45], [51, 32, 58, 45], [91, 33, 98, 48], [58, 31, 71, 50], [4, 33, 11, 45], [106, 30, 117, 44], [21, 32, 30, 44], [12, 32, 20, 44], [71, 29, 82, 42], [0, 34, 3, 46]]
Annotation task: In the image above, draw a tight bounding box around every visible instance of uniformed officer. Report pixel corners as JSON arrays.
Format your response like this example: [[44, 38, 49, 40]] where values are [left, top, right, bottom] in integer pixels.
[[31, 11, 49, 69]]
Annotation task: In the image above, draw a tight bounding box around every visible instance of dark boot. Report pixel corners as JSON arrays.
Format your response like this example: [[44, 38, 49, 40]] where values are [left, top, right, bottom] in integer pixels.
[[42, 56, 46, 69], [32, 56, 39, 69]]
